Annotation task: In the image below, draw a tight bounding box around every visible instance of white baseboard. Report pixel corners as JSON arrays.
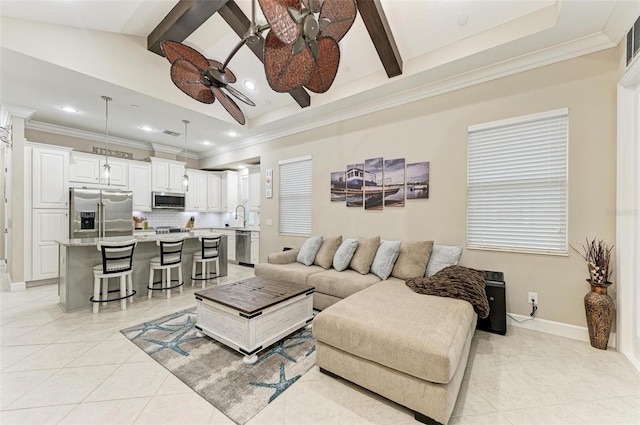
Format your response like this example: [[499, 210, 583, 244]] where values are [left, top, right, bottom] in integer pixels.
[[621, 351, 640, 375], [10, 281, 26, 292], [507, 313, 616, 349]]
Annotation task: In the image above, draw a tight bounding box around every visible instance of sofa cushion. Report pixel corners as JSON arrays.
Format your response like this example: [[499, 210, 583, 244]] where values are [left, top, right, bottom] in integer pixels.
[[297, 236, 323, 266], [391, 240, 433, 280], [308, 269, 381, 300], [349, 236, 380, 275], [333, 238, 359, 271], [254, 262, 324, 284], [267, 249, 299, 265], [314, 236, 342, 269], [426, 245, 463, 277], [313, 279, 475, 384], [370, 240, 401, 280]]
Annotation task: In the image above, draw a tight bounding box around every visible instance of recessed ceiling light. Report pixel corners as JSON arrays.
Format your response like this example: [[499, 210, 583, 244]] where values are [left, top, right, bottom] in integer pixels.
[[202, 141, 211, 145], [243, 80, 256, 91], [140, 126, 153, 132], [130, 104, 140, 108], [228, 131, 237, 137], [60, 106, 78, 113]]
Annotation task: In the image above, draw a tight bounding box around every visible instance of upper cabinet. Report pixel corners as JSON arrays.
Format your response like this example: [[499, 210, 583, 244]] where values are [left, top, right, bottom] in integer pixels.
[[220, 170, 239, 212], [248, 165, 260, 211], [206, 173, 221, 212], [69, 152, 128, 187], [151, 158, 185, 193], [129, 161, 152, 212], [32, 145, 70, 209], [185, 169, 207, 211]]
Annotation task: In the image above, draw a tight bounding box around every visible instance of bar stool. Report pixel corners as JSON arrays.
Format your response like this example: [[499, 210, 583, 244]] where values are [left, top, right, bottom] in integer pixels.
[[91, 240, 137, 314], [191, 234, 222, 289], [148, 236, 185, 299]]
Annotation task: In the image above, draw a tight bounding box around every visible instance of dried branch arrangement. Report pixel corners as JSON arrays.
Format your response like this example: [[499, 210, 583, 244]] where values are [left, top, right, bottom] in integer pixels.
[[573, 238, 614, 285]]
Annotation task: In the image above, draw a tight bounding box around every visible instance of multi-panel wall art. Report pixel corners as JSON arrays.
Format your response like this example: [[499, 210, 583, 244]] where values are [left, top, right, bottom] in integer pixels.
[[330, 158, 429, 209]]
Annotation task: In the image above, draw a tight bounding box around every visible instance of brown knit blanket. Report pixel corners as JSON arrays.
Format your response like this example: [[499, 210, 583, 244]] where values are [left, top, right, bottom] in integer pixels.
[[406, 265, 490, 318]]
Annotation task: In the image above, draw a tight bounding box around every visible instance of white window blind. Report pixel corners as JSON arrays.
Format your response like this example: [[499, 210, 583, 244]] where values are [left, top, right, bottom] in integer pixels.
[[467, 109, 568, 254], [279, 156, 312, 235]]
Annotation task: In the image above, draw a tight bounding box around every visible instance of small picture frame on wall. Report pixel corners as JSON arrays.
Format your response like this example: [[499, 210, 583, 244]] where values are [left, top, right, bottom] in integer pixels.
[[330, 171, 346, 202], [406, 162, 430, 199], [265, 169, 273, 198], [346, 163, 364, 207]]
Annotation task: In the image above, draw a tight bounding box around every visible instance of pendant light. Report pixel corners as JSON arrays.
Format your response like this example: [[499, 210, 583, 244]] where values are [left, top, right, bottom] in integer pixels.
[[182, 119, 190, 190], [101, 96, 112, 185]]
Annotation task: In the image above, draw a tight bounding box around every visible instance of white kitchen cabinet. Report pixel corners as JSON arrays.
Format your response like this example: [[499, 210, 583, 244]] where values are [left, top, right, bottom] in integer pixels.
[[248, 165, 260, 211], [151, 158, 185, 193], [32, 146, 70, 209], [32, 209, 68, 280], [69, 152, 128, 187], [129, 161, 152, 211], [206, 173, 221, 211], [220, 170, 239, 212], [185, 169, 207, 211], [251, 231, 260, 264], [219, 229, 236, 261]]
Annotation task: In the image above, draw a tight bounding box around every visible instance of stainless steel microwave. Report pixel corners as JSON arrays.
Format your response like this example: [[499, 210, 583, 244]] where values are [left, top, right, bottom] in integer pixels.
[[152, 192, 186, 209]]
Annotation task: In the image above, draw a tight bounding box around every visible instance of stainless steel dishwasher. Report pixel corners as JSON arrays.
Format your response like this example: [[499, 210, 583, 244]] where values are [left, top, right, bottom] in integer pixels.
[[236, 230, 252, 264]]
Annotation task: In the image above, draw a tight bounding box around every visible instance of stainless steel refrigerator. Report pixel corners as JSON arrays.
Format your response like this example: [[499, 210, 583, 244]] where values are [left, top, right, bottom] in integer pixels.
[[69, 188, 133, 238]]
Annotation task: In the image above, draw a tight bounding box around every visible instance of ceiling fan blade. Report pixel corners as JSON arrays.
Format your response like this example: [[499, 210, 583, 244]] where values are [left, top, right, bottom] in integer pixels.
[[264, 31, 314, 93], [208, 59, 237, 84], [319, 0, 357, 42], [211, 86, 246, 125], [161, 40, 209, 70], [170, 59, 215, 104], [225, 85, 256, 107], [304, 37, 340, 93], [258, 0, 301, 45]]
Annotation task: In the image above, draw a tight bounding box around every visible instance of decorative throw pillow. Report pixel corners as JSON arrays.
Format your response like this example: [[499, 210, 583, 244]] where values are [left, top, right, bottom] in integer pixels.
[[296, 236, 324, 266], [349, 236, 380, 275], [370, 240, 402, 280], [333, 239, 359, 271], [314, 236, 343, 269], [406, 265, 489, 318], [425, 245, 464, 277], [391, 240, 434, 280]]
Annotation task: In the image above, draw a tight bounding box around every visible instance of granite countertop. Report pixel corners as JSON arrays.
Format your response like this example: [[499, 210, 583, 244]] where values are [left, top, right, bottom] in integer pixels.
[[133, 226, 260, 234], [57, 232, 226, 247]]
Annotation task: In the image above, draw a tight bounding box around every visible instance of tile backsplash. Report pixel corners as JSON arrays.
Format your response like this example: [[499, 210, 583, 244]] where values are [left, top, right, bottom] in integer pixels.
[[133, 210, 259, 228]]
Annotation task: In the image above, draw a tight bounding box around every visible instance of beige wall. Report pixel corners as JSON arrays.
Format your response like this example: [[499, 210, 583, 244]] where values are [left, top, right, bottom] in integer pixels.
[[208, 48, 618, 328]]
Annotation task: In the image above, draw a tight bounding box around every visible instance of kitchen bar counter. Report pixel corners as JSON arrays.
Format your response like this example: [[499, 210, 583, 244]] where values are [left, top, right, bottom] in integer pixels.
[[56, 233, 228, 312]]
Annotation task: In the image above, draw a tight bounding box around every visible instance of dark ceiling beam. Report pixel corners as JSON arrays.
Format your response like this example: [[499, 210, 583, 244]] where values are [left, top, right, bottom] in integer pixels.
[[356, 0, 402, 78], [218, 1, 310, 108], [147, 0, 229, 56]]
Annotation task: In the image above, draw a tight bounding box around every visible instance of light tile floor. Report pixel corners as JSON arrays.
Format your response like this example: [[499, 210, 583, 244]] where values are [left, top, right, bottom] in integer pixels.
[[1, 264, 639, 425]]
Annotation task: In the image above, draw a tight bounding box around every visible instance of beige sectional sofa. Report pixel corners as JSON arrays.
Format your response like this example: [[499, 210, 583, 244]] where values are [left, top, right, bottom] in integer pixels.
[[254, 239, 477, 425]]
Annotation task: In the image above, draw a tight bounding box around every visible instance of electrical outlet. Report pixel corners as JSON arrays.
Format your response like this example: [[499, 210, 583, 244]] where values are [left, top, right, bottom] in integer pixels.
[[528, 292, 538, 305]]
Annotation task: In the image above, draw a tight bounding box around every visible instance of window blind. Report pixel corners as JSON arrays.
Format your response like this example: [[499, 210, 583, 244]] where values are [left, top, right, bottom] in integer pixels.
[[467, 109, 568, 254], [279, 156, 312, 235]]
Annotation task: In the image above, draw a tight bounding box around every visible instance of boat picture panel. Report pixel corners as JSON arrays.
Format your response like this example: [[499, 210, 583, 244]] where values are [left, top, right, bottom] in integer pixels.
[[330, 171, 346, 202], [384, 158, 405, 207], [406, 161, 430, 199], [364, 157, 384, 210], [346, 163, 364, 207]]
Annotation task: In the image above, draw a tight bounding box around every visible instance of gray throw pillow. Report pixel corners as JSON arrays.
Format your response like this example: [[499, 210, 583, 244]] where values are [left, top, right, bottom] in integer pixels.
[[314, 235, 342, 269], [370, 240, 401, 280], [425, 245, 464, 277], [349, 236, 380, 275], [333, 239, 359, 271], [391, 240, 434, 280], [296, 236, 323, 266]]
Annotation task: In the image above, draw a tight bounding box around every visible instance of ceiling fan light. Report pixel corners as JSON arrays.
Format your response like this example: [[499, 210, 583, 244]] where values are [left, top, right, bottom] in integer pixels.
[[244, 80, 257, 91]]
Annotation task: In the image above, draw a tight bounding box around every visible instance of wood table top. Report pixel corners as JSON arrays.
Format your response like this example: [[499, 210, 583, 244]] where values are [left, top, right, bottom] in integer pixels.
[[195, 276, 314, 315]]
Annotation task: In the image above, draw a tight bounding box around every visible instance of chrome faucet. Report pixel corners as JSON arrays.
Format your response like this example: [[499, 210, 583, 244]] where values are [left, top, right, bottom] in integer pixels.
[[235, 204, 247, 228]]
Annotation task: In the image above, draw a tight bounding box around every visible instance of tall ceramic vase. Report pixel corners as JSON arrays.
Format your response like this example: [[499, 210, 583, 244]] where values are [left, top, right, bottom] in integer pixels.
[[584, 280, 614, 350]]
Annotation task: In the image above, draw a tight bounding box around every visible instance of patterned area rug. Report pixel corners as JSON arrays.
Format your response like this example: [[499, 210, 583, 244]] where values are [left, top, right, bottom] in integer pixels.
[[120, 308, 316, 425]]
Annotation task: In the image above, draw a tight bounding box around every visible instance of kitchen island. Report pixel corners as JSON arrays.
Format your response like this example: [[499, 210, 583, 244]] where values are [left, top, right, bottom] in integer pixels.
[[56, 233, 228, 312]]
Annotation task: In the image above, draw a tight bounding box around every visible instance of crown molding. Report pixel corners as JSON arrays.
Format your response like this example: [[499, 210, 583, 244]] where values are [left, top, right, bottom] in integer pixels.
[[200, 31, 615, 159], [26, 120, 199, 159], [4, 105, 36, 120]]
